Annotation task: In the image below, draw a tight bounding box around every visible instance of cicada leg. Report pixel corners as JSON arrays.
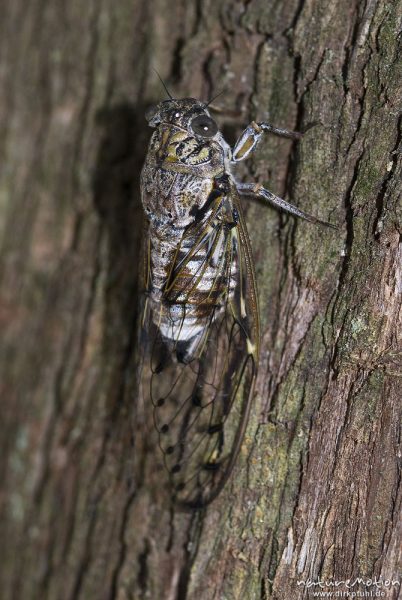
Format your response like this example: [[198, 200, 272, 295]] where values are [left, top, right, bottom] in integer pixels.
[[237, 182, 337, 229], [232, 121, 302, 162]]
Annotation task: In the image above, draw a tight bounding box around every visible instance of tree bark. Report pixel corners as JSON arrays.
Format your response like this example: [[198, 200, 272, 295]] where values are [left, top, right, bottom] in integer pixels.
[[0, 1, 401, 599]]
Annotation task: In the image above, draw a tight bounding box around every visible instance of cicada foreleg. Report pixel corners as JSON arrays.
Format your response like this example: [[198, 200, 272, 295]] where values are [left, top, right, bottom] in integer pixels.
[[232, 121, 302, 162]]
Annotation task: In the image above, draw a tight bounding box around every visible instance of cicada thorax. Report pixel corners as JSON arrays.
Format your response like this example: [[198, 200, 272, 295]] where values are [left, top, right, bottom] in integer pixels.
[[140, 100, 259, 508]]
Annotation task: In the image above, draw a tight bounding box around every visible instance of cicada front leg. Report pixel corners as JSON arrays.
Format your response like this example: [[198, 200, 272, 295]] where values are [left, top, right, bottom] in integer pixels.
[[232, 121, 302, 162]]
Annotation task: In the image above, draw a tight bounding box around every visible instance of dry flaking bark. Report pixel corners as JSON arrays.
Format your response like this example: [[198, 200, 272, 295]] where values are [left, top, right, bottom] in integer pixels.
[[0, 1, 400, 599]]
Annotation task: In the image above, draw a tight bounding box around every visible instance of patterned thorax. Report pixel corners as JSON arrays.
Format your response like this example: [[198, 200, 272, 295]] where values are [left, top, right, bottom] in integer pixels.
[[141, 98, 229, 227]]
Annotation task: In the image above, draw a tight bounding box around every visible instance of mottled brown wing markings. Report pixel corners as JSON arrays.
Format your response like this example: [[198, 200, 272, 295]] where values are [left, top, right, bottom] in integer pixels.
[[163, 229, 210, 296], [164, 192, 223, 270], [163, 194, 225, 301], [166, 215, 235, 367], [167, 230, 222, 305]]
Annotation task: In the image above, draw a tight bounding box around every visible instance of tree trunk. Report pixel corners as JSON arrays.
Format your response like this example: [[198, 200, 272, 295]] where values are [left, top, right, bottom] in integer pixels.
[[1, 1, 401, 599]]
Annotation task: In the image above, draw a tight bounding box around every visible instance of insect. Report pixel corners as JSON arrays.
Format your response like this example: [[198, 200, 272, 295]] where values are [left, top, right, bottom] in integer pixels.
[[140, 87, 335, 509]]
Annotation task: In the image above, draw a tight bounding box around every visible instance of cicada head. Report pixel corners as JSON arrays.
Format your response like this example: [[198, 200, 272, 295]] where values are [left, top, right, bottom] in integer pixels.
[[145, 98, 219, 140]]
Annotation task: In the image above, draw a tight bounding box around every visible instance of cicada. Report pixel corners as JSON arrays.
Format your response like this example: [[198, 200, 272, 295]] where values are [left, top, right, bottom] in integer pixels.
[[140, 91, 334, 509]]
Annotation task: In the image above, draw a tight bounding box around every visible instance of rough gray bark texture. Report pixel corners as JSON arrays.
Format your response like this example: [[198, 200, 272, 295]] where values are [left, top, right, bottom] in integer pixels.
[[0, 1, 401, 599]]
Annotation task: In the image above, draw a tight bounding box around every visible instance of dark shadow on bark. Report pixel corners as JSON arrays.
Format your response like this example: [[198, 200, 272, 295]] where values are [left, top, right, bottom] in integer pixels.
[[92, 102, 149, 421]]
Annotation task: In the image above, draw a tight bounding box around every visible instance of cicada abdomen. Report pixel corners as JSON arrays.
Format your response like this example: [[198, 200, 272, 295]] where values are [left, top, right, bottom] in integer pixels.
[[140, 93, 335, 508]]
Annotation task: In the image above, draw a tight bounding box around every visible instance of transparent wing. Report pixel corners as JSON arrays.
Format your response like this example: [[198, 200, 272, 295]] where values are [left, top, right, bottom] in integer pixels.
[[143, 187, 259, 509]]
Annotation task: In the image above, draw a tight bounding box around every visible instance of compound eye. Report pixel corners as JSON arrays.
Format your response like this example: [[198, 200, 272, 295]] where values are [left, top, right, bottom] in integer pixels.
[[145, 104, 159, 123], [191, 114, 218, 138]]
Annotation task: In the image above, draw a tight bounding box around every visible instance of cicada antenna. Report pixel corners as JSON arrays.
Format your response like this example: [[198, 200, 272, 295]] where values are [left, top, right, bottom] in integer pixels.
[[205, 88, 226, 107], [152, 67, 175, 100]]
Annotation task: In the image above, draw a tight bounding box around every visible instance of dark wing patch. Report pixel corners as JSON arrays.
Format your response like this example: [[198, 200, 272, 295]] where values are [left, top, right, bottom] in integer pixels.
[[143, 188, 259, 509]]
